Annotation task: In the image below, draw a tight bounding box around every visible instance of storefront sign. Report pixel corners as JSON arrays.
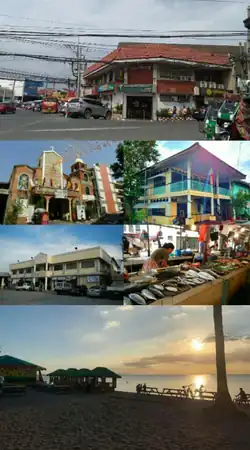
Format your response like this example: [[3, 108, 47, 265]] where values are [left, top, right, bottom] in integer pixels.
[[205, 88, 225, 97], [54, 190, 68, 199], [98, 84, 115, 93], [0, 189, 9, 195], [119, 84, 153, 93], [157, 80, 195, 95], [87, 276, 100, 283]]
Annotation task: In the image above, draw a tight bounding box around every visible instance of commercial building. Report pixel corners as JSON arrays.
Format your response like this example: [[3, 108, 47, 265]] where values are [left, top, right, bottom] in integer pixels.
[[133, 142, 246, 226], [83, 43, 236, 121], [92, 164, 123, 214], [9, 247, 121, 291]]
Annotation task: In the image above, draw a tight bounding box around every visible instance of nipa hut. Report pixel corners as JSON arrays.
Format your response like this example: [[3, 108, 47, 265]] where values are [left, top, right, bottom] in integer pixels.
[[47, 366, 121, 392], [0, 355, 46, 384]]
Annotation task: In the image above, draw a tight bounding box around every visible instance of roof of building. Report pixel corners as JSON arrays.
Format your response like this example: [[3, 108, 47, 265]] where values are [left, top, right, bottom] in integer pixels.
[[144, 142, 246, 182], [232, 180, 250, 188], [0, 355, 46, 370], [85, 43, 231, 76], [47, 367, 121, 378]]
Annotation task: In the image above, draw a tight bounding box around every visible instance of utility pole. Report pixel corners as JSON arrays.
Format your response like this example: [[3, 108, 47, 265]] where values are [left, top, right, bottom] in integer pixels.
[[243, 6, 250, 80], [76, 37, 81, 97]]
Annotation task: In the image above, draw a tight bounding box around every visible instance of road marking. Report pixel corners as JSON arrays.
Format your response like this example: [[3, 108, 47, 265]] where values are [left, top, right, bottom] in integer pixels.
[[29, 126, 141, 132]]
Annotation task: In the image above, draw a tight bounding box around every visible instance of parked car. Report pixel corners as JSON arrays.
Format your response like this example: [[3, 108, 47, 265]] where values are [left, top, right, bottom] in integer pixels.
[[33, 100, 42, 111], [66, 97, 112, 119], [54, 282, 73, 295], [69, 286, 88, 296], [0, 101, 16, 114], [15, 283, 32, 291], [87, 285, 107, 298]]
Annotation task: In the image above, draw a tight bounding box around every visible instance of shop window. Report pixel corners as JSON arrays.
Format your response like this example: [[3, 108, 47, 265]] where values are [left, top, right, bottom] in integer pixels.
[[36, 264, 46, 271], [81, 259, 95, 268], [66, 262, 77, 270], [54, 264, 63, 271], [151, 209, 165, 216]]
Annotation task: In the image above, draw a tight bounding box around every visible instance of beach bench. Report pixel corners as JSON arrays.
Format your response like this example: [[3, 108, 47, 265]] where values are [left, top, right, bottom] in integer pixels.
[[2, 385, 26, 396], [199, 391, 216, 401], [161, 388, 187, 399], [141, 387, 161, 396], [234, 393, 250, 405]]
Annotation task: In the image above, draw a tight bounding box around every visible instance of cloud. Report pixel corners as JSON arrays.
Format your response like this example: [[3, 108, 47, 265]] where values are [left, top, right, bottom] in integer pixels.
[[0, 227, 122, 271], [203, 334, 250, 343], [0, 0, 245, 78]]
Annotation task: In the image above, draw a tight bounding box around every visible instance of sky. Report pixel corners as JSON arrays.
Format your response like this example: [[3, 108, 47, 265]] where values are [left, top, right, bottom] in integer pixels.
[[0, 305, 249, 375], [0, 225, 123, 271], [0, 140, 118, 182], [157, 141, 250, 181], [0, 0, 248, 78]]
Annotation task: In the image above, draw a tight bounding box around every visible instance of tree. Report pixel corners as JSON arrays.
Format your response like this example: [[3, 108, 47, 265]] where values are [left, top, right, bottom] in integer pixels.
[[120, 141, 160, 221], [231, 191, 250, 219], [205, 305, 244, 418], [4, 200, 24, 225], [110, 142, 124, 180]]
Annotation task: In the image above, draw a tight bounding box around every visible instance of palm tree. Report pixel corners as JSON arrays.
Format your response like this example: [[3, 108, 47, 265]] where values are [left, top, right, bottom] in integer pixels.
[[213, 304, 233, 409], [207, 305, 242, 417]]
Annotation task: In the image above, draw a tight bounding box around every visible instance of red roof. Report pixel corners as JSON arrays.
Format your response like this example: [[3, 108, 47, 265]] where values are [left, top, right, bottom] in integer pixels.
[[85, 44, 230, 76]]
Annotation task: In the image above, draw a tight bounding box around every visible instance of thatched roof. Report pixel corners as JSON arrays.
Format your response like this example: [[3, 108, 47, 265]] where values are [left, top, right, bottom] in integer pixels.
[[0, 355, 46, 370], [91, 367, 121, 378], [47, 366, 121, 378]]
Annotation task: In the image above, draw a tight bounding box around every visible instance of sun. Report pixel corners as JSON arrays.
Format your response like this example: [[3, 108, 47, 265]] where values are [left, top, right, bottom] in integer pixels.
[[191, 339, 204, 351]]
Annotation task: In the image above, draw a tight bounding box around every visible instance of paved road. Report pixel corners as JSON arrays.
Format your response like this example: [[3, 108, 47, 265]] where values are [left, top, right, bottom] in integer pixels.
[[0, 109, 202, 140], [0, 290, 122, 305]]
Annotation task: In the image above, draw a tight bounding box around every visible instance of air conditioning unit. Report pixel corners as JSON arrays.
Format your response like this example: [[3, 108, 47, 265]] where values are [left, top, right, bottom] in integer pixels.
[[218, 84, 224, 90], [200, 81, 208, 88], [180, 76, 187, 81], [209, 82, 216, 89]]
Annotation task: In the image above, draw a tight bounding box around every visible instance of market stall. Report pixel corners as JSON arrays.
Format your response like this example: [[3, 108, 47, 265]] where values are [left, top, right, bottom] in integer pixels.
[[123, 223, 250, 306]]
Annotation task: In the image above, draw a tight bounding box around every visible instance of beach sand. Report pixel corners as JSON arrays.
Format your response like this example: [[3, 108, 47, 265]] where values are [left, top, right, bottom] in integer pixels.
[[0, 390, 250, 450]]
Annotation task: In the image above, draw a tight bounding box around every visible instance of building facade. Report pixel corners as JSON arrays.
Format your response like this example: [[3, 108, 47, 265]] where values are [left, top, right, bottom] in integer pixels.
[[92, 164, 123, 214], [124, 224, 199, 251], [1, 148, 123, 224], [133, 143, 246, 226], [9, 247, 120, 291], [83, 43, 235, 121]]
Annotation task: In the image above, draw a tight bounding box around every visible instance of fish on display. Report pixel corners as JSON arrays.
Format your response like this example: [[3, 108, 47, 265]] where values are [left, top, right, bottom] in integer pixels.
[[129, 293, 147, 305], [123, 296, 133, 305], [148, 286, 165, 298], [141, 289, 157, 301], [165, 286, 178, 292], [152, 284, 164, 291]]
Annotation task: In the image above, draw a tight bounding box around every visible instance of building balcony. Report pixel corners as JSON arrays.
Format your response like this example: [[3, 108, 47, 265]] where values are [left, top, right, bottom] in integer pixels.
[[82, 194, 95, 201], [150, 181, 231, 197], [31, 186, 80, 198]]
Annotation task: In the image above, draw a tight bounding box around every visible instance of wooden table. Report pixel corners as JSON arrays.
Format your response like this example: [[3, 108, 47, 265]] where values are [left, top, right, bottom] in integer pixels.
[[153, 266, 250, 305]]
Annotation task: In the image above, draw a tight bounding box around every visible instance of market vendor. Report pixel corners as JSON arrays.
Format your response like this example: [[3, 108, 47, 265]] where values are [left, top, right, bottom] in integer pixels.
[[141, 243, 175, 272]]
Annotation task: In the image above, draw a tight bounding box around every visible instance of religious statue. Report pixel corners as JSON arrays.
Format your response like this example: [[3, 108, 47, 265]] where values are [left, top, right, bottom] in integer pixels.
[[17, 174, 29, 191]]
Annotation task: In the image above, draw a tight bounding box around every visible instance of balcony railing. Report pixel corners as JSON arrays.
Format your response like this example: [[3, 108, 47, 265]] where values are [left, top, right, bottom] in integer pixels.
[[170, 181, 187, 192], [191, 180, 211, 193], [153, 186, 166, 195], [218, 187, 231, 196]]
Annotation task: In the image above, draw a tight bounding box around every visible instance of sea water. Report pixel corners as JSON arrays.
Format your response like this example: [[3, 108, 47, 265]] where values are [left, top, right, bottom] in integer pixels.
[[117, 374, 250, 396]]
